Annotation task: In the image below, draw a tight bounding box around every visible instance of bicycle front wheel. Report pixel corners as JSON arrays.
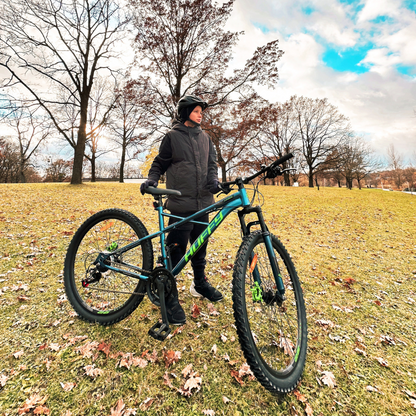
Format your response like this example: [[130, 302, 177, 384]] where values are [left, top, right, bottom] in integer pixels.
[[232, 231, 307, 393], [64, 208, 153, 325]]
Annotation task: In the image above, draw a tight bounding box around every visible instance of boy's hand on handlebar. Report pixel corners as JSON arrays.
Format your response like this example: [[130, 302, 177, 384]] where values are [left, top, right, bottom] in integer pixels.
[[140, 179, 158, 195], [218, 182, 232, 194], [208, 180, 231, 195]]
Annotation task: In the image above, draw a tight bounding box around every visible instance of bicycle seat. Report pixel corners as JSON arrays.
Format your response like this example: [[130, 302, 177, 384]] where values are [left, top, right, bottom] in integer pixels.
[[145, 186, 182, 196]]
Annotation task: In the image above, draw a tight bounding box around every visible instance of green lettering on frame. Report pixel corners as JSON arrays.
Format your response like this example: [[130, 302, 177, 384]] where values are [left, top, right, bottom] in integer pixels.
[[184, 211, 224, 262]]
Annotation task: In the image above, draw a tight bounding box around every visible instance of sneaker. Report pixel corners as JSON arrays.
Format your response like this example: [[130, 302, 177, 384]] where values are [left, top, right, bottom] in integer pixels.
[[165, 293, 186, 325], [190, 278, 223, 302]]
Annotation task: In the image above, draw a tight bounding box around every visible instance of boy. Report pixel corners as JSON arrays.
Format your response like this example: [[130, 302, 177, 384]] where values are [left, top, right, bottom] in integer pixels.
[[141, 95, 223, 324]]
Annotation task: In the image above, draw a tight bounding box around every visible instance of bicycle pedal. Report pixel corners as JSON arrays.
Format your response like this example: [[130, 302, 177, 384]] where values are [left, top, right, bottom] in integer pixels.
[[148, 321, 171, 341]]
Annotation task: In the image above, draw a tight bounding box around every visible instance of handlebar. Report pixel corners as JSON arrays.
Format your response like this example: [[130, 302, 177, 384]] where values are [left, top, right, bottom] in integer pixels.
[[221, 153, 294, 187]]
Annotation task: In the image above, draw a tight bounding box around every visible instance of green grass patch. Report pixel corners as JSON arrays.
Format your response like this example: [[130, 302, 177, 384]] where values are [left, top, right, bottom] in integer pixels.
[[0, 183, 415, 415]]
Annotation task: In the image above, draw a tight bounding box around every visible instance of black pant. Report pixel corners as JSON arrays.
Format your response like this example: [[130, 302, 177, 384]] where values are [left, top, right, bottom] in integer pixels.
[[166, 212, 209, 281]]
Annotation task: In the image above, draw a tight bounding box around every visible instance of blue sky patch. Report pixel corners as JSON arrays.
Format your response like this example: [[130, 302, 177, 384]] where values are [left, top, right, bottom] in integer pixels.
[[322, 45, 372, 74], [301, 5, 315, 15], [403, 0, 416, 13], [252, 21, 270, 34], [396, 64, 415, 76], [370, 15, 395, 24]]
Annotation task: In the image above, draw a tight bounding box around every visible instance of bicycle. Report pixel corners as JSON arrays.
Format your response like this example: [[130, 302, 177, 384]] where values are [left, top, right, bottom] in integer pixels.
[[64, 153, 307, 393]]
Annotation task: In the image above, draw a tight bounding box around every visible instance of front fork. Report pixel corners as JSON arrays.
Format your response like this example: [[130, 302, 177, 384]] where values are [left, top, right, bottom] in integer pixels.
[[238, 207, 285, 297]]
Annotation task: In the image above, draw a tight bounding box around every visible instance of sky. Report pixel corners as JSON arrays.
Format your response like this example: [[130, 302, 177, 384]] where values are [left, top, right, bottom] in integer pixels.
[[224, 0, 416, 164]]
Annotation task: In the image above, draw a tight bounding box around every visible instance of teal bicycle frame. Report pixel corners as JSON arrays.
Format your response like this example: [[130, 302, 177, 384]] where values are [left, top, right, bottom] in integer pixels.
[[95, 184, 285, 296]]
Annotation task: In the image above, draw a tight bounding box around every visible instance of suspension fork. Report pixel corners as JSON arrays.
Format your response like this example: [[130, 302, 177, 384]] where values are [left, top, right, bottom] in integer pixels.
[[238, 207, 285, 296]]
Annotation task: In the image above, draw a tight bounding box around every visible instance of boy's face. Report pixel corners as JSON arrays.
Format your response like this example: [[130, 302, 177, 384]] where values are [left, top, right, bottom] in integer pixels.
[[189, 105, 203, 124]]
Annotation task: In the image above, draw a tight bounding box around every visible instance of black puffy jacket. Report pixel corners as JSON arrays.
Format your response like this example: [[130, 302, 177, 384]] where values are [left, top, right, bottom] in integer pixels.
[[148, 121, 218, 213]]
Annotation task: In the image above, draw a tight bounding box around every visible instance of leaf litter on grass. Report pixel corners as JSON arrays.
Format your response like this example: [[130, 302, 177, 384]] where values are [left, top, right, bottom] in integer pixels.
[[1, 184, 416, 415]]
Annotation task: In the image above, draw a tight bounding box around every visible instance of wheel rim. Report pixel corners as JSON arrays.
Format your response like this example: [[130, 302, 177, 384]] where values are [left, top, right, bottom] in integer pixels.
[[72, 217, 145, 314], [244, 239, 301, 375]]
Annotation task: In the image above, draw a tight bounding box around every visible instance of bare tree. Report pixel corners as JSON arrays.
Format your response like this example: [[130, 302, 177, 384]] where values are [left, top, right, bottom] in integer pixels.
[[0, 0, 129, 184], [0, 137, 20, 182], [256, 101, 300, 186], [44, 158, 73, 182], [108, 81, 157, 182], [128, 0, 283, 126], [291, 96, 350, 187], [84, 77, 118, 182], [2, 100, 50, 182], [387, 144, 404, 189], [203, 96, 265, 181]]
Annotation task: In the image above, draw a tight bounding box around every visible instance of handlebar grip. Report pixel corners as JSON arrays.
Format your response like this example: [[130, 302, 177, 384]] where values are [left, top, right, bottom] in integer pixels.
[[273, 152, 294, 166]]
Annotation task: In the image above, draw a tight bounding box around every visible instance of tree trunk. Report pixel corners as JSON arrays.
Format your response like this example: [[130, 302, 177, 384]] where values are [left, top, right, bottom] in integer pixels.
[[308, 167, 314, 187], [71, 107, 88, 184], [91, 154, 96, 182], [315, 177, 320, 190], [283, 171, 290, 186], [19, 160, 26, 183], [119, 141, 126, 183], [337, 179, 341, 187]]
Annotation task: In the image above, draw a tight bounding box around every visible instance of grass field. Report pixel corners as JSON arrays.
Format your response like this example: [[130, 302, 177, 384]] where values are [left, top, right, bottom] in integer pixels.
[[0, 183, 415, 416]]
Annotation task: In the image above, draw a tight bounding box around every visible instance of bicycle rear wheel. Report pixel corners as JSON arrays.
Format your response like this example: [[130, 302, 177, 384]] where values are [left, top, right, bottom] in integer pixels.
[[232, 231, 307, 393], [64, 208, 153, 325]]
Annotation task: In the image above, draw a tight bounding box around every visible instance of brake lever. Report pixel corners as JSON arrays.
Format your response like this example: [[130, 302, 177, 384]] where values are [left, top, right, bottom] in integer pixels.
[[218, 183, 232, 195]]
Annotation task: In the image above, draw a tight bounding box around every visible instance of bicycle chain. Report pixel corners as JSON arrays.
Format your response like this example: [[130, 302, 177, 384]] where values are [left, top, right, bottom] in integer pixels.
[[86, 286, 146, 296]]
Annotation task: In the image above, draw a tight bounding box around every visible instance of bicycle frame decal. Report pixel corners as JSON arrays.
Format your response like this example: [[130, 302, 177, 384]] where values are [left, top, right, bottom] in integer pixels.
[[184, 211, 224, 262]]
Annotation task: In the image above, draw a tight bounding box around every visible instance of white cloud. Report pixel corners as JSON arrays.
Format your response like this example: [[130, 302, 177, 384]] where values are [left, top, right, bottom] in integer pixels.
[[357, 0, 401, 22], [225, 0, 416, 158]]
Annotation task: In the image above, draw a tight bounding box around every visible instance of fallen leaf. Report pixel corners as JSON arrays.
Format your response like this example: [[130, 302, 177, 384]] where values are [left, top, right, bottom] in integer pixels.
[[13, 350, 24, 359], [145, 349, 158, 363], [33, 405, 50, 415], [230, 370, 244, 386], [191, 303, 200, 318], [163, 372, 174, 389], [366, 386, 379, 393], [139, 398, 153, 411], [17, 295, 30, 302], [163, 350, 181, 368], [375, 357, 388, 367], [404, 389, 416, 400], [97, 341, 111, 358], [238, 363, 254, 378], [60, 382, 76, 392], [0, 374, 9, 387], [76, 341, 99, 358], [211, 344, 217, 354], [354, 348, 367, 356], [18, 394, 48, 414], [178, 376, 202, 397], [293, 389, 307, 403], [315, 319, 335, 328], [84, 365, 103, 378], [222, 396, 231, 404], [202, 410, 215, 416], [49, 344, 60, 352], [321, 371, 336, 388], [220, 334, 227, 343], [110, 398, 125, 416], [207, 303, 220, 316], [182, 364, 193, 378], [379, 335, 395, 346], [305, 402, 313, 416]]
